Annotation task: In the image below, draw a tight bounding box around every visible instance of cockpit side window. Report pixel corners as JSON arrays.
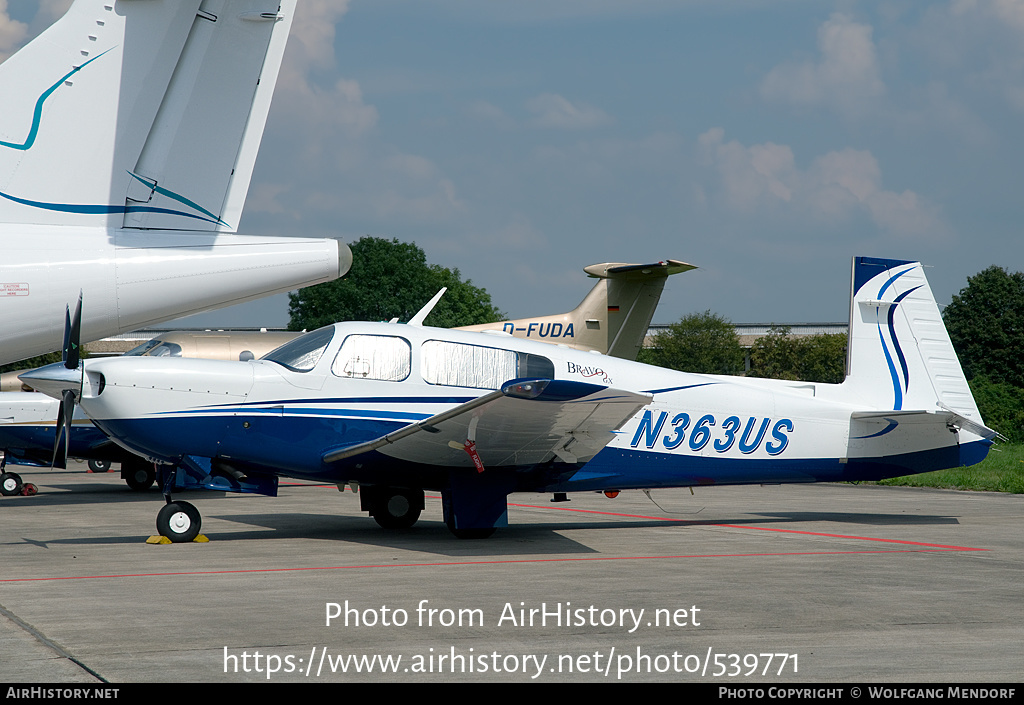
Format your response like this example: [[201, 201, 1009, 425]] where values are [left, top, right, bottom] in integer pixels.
[[261, 326, 335, 372], [519, 352, 554, 379], [421, 340, 523, 389], [332, 335, 411, 381]]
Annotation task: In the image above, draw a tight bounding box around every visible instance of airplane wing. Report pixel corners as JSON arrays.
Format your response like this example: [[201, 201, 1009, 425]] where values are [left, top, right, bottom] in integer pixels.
[[323, 379, 651, 469], [851, 409, 1001, 441]]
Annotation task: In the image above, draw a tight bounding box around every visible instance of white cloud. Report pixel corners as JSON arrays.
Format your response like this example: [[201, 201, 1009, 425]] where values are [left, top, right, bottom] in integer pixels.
[[0, 0, 27, 64], [526, 93, 612, 129], [698, 128, 947, 239], [951, 0, 1024, 32], [697, 128, 796, 208], [468, 100, 516, 129], [251, 0, 470, 228], [275, 1, 376, 136], [934, 0, 1024, 115], [760, 13, 884, 117]]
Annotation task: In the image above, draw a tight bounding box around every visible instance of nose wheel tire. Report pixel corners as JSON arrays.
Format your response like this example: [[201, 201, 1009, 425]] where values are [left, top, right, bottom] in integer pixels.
[[157, 501, 202, 543], [88, 460, 111, 473], [1, 472, 23, 496]]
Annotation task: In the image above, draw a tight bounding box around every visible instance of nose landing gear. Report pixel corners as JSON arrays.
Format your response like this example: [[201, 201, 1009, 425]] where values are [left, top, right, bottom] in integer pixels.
[[156, 500, 202, 543]]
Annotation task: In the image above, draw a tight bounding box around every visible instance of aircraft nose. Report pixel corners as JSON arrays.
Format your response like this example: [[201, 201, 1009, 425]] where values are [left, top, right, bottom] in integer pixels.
[[80, 357, 255, 418], [18, 363, 81, 399]]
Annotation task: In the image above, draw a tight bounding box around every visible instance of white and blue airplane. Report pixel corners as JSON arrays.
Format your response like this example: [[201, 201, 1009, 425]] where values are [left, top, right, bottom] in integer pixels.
[[0, 257, 694, 497], [22, 257, 997, 541], [0, 0, 350, 366]]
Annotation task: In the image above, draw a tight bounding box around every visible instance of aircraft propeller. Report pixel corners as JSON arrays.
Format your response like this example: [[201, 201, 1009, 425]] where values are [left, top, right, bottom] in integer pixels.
[[50, 294, 84, 469]]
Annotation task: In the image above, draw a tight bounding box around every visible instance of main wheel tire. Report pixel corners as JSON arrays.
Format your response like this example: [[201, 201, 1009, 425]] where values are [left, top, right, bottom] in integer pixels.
[[372, 489, 422, 529], [88, 460, 111, 473], [156, 500, 201, 543], [1, 472, 23, 496], [124, 463, 156, 491]]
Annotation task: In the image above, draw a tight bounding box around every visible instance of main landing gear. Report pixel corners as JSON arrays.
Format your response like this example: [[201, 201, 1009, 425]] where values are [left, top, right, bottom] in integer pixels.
[[122, 459, 157, 491], [88, 459, 111, 473], [362, 486, 424, 529]]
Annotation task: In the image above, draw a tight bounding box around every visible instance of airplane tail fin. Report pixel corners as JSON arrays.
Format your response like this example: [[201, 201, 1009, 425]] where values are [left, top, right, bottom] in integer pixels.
[[460, 260, 696, 359], [843, 257, 986, 426], [0, 0, 294, 232]]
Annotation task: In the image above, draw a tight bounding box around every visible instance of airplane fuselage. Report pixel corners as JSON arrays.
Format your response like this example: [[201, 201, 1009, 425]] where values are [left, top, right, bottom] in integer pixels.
[[65, 322, 989, 495], [0, 225, 346, 365]]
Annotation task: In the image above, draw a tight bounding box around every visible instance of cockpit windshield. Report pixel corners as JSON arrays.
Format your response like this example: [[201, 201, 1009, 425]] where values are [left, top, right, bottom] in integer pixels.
[[123, 339, 183, 357], [123, 340, 161, 356], [261, 326, 335, 372]]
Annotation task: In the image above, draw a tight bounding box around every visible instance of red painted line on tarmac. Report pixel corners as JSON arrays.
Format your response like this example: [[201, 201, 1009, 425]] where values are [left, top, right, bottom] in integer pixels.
[[0, 546, 983, 584], [1, 493, 986, 584]]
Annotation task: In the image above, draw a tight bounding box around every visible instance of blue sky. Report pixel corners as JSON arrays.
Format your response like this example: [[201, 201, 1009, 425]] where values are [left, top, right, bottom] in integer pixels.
[[4, 0, 1022, 327]]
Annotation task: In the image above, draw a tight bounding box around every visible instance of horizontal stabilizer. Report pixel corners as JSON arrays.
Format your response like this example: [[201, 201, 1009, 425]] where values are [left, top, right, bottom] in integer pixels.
[[323, 379, 651, 468], [851, 409, 1000, 441], [584, 259, 697, 279]]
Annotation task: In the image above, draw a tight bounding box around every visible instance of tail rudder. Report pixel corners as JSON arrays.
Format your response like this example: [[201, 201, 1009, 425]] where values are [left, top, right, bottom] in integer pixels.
[[459, 259, 696, 359], [845, 257, 983, 424], [0, 0, 294, 232]]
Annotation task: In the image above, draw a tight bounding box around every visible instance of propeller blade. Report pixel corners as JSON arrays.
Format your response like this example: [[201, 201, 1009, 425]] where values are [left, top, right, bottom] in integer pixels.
[[64, 293, 83, 370], [51, 389, 76, 469], [62, 305, 71, 365]]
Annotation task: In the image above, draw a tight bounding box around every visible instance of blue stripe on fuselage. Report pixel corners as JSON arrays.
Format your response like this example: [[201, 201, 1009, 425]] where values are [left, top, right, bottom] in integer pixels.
[[92, 410, 992, 495]]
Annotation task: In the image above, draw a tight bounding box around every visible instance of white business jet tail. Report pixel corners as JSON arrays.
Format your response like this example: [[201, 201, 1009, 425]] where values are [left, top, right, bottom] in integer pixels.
[[0, 0, 291, 231], [0, 1, 350, 366]]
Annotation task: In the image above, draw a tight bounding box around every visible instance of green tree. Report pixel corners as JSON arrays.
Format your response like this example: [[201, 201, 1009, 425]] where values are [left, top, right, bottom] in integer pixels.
[[747, 326, 800, 381], [798, 333, 847, 384], [639, 310, 745, 375], [288, 237, 504, 331], [748, 327, 847, 384], [943, 265, 1024, 388], [968, 375, 1024, 444]]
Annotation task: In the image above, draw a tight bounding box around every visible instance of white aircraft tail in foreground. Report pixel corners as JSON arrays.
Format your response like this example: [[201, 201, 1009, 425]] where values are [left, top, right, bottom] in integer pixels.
[[0, 0, 350, 366], [22, 257, 996, 541]]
